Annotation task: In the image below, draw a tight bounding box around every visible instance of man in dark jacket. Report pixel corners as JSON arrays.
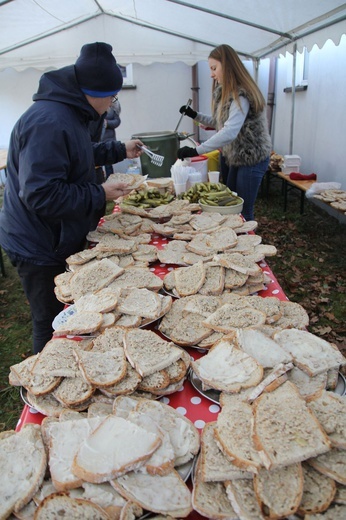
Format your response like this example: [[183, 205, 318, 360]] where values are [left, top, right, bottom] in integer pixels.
[[0, 42, 143, 353]]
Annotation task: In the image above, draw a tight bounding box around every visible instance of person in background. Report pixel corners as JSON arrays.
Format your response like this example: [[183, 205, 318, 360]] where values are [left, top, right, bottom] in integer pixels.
[[178, 44, 272, 221], [0, 42, 143, 354], [101, 98, 121, 177]]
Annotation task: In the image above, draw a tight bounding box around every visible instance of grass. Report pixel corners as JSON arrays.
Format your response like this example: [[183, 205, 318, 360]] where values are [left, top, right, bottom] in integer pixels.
[[0, 180, 345, 432]]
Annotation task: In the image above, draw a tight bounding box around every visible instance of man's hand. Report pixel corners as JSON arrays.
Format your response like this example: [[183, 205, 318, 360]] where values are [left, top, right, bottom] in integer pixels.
[[125, 139, 144, 158], [177, 147, 199, 160], [102, 181, 133, 201]]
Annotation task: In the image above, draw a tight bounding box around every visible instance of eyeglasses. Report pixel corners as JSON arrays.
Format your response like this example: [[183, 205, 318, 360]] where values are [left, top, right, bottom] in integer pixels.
[[111, 95, 118, 103]]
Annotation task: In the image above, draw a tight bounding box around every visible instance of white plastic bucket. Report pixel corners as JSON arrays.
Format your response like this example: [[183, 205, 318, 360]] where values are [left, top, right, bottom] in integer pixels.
[[190, 155, 208, 183]]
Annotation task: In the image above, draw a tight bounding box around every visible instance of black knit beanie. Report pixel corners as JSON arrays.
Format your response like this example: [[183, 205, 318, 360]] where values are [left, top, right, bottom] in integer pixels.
[[75, 42, 123, 97]]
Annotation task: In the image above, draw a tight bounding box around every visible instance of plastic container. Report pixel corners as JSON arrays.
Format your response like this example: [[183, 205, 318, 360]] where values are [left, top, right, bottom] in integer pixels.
[[186, 170, 202, 190], [208, 171, 220, 183], [131, 131, 179, 178], [203, 150, 220, 172], [190, 155, 208, 183]]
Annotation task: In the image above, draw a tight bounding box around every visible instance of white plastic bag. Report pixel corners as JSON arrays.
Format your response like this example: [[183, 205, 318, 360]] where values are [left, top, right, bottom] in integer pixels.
[[306, 181, 342, 198]]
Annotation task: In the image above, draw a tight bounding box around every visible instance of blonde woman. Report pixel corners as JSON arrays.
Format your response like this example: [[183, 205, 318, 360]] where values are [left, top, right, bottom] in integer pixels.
[[178, 44, 272, 220]]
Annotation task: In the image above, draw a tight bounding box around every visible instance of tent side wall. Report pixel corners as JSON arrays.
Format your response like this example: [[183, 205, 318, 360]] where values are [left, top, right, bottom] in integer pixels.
[[1, 35, 345, 186], [272, 35, 346, 185]]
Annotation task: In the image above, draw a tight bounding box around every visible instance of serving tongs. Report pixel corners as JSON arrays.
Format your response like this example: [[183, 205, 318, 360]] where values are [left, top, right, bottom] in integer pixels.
[[174, 98, 193, 133], [137, 145, 164, 167]]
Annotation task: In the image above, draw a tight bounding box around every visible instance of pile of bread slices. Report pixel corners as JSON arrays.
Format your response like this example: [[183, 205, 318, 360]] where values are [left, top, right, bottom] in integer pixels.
[[0, 395, 200, 519]]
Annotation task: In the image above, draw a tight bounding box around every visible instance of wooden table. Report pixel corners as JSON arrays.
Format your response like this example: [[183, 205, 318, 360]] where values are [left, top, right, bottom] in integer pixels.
[[264, 170, 316, 214]]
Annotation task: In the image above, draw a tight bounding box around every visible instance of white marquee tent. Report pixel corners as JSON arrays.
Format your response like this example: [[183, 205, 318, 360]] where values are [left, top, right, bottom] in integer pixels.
[[0, 0, 345, 71], [1, 1, 346, 189]]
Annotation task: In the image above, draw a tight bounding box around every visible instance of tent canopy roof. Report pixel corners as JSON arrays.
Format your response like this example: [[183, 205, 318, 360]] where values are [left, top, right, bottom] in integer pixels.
[[0, 0, 345, 71]]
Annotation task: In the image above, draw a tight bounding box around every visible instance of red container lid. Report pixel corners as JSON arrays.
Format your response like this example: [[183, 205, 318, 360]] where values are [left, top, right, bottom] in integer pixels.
[[190, 155, 208, 162]]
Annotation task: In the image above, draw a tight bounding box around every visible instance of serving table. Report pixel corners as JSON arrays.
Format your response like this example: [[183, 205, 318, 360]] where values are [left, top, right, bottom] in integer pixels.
[[15, 226, 288, 520]]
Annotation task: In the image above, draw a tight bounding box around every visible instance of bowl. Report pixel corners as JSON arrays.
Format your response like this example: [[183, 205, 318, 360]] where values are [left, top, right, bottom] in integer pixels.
[[199, 198, 244, 215]]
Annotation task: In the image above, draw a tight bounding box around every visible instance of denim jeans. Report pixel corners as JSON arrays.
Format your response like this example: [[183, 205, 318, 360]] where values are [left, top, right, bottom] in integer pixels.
[[6, 254, 65, 353], [225, 157, 270, 221]]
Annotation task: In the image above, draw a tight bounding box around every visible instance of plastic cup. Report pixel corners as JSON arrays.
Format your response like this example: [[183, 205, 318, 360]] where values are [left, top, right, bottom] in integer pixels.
[[174, 182, 187, 196], [208, 171, 220, 183]]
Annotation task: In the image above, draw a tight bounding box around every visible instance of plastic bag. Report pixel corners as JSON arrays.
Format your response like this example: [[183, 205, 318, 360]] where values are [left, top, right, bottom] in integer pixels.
[[306, 181, 342, 198]]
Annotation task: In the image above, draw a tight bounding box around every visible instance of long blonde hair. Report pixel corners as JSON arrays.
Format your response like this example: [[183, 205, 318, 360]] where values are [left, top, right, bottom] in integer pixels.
[[209, 44, 265, 114]]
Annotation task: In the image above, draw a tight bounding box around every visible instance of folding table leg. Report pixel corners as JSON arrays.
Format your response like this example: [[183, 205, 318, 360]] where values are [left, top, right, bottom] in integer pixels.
[[283, 180, 288, 211], [300, 191, 305, 214]]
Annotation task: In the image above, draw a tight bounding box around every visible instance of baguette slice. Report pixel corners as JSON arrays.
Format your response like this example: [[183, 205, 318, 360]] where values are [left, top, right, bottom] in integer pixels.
[[253, 463, 303, 519], [73, 415, 162, 483], [0, 425, 46, 518], [111, 469, 192, 518], [192, 337, 263, 393], [34, 492, 109, 519], [123, 328, 183, 377], [253, 381, 331, 469]]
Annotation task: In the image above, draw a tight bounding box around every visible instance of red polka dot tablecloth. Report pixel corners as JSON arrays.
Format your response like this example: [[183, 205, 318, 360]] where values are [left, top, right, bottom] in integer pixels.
[[15, 225, 289, 520]]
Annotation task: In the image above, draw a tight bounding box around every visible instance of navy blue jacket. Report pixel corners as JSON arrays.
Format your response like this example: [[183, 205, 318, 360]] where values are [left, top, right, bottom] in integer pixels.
[[0, 65, 127, 265]]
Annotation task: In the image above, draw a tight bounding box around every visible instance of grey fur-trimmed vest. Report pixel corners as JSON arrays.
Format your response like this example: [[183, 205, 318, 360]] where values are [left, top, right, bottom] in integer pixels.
[[213, 85, 272, 167]]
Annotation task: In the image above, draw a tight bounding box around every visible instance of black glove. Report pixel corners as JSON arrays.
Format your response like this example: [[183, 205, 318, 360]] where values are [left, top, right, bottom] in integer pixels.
[[179, 105, 197, 119], [177, 146, 199, 160]]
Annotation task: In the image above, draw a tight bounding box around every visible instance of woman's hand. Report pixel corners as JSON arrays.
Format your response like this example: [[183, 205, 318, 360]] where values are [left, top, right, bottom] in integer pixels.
[[125, 139, 144, 158], [102, 181, 133, 201]]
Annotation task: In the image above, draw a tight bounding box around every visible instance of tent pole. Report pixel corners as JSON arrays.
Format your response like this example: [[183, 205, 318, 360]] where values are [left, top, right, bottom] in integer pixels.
[[289, 43, 297, 154], [192, 64, 200, 143]]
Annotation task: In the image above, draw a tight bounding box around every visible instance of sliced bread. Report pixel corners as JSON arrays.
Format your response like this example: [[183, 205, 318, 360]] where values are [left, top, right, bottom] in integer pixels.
[[253, 463, 303, 518], [225, 478, 266, 519], [307, 448, 346, 485], [174, 261, 206, 297], [253, 381, 331, 469], [111, 469, 192, 517], [202, 303, 267, 332], [308, 390, 346, 448], [73, 347, 127, 387], [192, 337, 263, 393], [0, 424, 46, 518], [70, 258, 125, 301], [52, 311, 104, 336], [72, 415, 162, 483], [123, 328, 183, 377], [214, 393, 262, 473], [274, 329, 346, 376], [297, 463, 336, 516], [34, 492, 110, 519], [200, 422, 253, 482]]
